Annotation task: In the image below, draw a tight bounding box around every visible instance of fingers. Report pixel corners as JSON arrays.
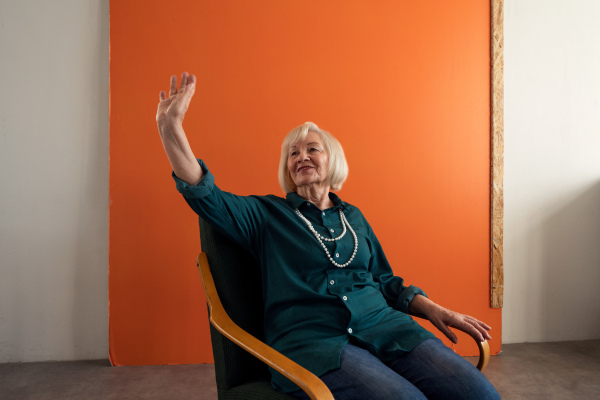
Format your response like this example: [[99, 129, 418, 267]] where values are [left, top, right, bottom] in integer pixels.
[[433, 310, 492, 343], [479, 324, 493, 341], [429, 317, 458, 344], [165, 72, 194, 99], [157, 72, 196, 125], [188, 74, 196, 91], [183, 74, 196, 99], [440, 325, 459, 344], [178, 72, 189, 93], [466, 325, 486, 343], [478, 320, 492, 331], [465, 316, 492, 341], [169, 75, 177, 96], [457, 317, 492, 342]]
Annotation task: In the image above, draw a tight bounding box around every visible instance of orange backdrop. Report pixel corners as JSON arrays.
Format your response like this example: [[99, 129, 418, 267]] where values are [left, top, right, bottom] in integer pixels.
[[109, 0, 500, 365]]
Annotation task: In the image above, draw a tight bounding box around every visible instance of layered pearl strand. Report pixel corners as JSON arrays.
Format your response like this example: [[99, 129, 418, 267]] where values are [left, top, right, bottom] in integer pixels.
[[294, 208, 358, 268]]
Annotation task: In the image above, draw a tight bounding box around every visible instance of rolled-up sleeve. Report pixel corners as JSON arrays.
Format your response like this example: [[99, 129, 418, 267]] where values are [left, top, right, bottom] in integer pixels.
[[172, 159, 267, 252], [172, 159, 215, 199]]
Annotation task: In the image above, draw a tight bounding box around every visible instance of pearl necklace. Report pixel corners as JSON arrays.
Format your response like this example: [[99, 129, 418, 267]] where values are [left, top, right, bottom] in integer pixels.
[[295, 208, 358, 268]]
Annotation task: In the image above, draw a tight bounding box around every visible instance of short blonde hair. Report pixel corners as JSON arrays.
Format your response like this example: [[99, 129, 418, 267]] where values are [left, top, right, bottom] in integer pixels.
[[278, 122, 349, 194]]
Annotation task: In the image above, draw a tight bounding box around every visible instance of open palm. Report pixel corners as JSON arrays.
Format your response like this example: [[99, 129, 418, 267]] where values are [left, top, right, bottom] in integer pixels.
[[156, 72, 196, 129]]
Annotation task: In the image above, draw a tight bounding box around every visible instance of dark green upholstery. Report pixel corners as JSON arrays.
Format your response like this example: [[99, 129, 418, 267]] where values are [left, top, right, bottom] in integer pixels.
[[199, 217, 296, 400]]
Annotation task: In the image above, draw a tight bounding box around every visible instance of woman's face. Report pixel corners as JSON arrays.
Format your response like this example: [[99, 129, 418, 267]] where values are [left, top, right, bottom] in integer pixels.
[[287, 131, 329, 190]]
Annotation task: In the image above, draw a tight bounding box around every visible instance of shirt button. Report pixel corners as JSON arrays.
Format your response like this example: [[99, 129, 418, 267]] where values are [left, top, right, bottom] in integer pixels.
[[329, 280, 335, 285], [335, 253, 340, 258], [322, 212, 325, 216], [348, 328, 353, 334], [330, 229, 335, 233], [342, 296, 348, 301], [307, 202, 311, 206]]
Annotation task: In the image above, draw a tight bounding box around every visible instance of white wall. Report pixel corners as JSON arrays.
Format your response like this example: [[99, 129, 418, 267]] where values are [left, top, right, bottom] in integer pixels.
[[503, 0, 600, 343], [0, 1, 109, 362]]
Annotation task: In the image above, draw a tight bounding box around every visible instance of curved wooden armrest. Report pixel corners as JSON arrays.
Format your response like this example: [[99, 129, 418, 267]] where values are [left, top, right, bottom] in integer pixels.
[[197, 253, 334, 400], [410, 313, 490, 372]]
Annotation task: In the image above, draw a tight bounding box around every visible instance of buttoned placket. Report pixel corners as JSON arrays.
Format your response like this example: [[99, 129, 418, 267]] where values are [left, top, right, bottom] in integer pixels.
[[328, 271, 354, 334], [307, 204, 357, 336], [319, 206, 349, 265], [326, 269, 357, 337], [342, 292, 355, 336]]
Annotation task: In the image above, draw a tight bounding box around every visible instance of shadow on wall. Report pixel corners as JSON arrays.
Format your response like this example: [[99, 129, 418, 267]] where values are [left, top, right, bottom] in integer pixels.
[[541, 180, 600, 341]]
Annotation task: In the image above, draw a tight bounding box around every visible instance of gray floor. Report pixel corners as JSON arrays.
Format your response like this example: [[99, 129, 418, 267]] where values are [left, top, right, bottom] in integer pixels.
[[1, 340, 598, 400]]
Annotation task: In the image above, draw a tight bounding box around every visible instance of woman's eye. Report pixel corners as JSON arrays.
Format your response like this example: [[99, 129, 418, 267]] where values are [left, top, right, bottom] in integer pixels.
[[310, 148, 318, 152], [290, 151, 298, 156]]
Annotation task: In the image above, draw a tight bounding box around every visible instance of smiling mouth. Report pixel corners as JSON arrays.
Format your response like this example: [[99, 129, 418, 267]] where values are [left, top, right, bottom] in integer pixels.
[[297, 166, 313, 172]]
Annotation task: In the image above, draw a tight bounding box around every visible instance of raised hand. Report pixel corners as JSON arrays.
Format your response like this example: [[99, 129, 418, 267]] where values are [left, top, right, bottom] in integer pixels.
[[155, 72, 203, 185], [156, 72, 196, 130]]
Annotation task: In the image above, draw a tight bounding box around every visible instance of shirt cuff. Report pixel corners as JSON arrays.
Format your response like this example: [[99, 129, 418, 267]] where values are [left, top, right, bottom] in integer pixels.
[[396, 285, 428, 313], [172, 159, 215, 198]]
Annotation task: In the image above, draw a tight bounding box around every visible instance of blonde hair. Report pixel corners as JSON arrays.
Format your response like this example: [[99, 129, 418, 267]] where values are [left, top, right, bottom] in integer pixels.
[[278, 122, 349, 193]]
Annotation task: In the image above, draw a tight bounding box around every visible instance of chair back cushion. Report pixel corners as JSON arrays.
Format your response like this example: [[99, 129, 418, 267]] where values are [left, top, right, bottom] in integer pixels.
[[199, 217, 271, 389]]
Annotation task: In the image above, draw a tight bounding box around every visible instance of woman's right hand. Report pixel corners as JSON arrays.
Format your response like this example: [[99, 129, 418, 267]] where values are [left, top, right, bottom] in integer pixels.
[[156, 72, 203, 185], [156, 72, 196, 131]]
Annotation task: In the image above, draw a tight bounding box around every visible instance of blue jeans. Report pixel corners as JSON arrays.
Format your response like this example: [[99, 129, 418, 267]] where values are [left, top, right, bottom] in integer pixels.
[[290, 338, 500, 400]]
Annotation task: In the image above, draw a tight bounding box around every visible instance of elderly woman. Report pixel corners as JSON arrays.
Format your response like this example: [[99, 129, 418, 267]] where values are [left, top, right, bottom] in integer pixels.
[[157, 72, 500, 400]]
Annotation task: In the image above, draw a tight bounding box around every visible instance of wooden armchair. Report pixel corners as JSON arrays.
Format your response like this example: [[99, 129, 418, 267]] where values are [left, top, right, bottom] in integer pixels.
[[196, 217, 489, 400]]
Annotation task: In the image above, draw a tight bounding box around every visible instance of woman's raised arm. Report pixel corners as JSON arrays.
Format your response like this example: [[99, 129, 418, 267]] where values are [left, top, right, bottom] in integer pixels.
[[156, 72, 203, 185]]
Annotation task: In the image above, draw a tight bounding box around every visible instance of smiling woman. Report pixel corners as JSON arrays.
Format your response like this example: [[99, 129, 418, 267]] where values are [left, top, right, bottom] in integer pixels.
[[154, 72, 499, 399], [288, 132, 330, 193], [279, 123, 349, 210]]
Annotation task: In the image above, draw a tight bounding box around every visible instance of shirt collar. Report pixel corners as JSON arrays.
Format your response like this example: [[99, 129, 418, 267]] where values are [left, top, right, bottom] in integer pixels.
[[285, 191, 345, 210]]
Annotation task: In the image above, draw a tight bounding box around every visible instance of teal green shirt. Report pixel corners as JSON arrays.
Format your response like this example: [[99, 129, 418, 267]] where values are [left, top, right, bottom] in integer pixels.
[[174, 160, 435, 393]]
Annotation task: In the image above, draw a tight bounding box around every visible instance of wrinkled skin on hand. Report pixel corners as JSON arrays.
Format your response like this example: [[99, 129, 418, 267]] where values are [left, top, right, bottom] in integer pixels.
[[156, 72, 196, 131], [155, 72, 202, 185], [409, 294, 492, 343]]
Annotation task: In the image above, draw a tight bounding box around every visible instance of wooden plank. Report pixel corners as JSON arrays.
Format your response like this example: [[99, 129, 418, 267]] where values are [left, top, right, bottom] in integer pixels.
[[491, 0, 504, 308]]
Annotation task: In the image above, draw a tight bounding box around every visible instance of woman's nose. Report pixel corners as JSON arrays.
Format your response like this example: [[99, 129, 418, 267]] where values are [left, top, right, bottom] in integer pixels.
[[297, 150, 309, 161]]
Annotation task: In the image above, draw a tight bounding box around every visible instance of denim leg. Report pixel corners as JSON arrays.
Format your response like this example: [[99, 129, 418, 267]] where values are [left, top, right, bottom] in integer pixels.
[[290, 343, 427, 400], [387, 338, 501, 400], [290, 339, 500, 400]]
